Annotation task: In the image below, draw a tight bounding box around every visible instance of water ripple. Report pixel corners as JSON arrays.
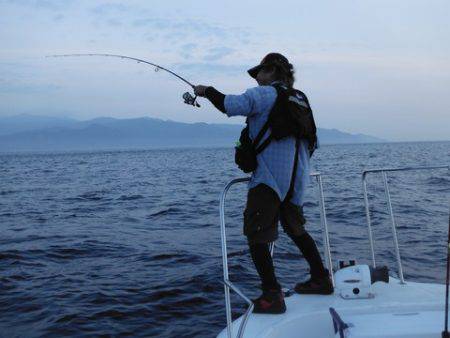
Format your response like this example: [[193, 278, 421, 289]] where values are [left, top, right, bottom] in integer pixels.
[[0, 142, 448, 337]]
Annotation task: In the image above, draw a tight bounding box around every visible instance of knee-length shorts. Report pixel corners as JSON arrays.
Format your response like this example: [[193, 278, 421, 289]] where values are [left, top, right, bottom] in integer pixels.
[[243, 184, 306, 244]]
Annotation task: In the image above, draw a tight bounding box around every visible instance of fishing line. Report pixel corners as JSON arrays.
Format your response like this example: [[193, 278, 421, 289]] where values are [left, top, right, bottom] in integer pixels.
[[46, 53, 200, 107]]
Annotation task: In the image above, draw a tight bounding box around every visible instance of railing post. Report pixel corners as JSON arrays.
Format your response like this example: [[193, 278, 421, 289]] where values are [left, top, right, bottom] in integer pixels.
[[219, 178, 251, 338], [381, 171, 405, 284], [362, 173, 377, 268], [223, 283, 232, 338], [315, 174, 334, 286], [269, 242, 275, 257], [361, 165, 448, 284], [220, 181, 234, 338]]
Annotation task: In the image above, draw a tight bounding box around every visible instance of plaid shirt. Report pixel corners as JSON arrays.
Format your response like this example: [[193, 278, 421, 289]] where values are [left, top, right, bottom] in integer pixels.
[[224, 83, 311, 206]]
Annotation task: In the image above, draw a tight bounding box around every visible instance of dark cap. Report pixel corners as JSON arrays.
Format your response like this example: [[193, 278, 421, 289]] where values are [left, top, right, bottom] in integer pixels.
[[247, 53, 291, 79]]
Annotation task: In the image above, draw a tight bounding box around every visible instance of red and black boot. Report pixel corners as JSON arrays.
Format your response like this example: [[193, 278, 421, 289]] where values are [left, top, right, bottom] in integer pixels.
[[294, 270, 334, 295], [252, 289, 286, 314]]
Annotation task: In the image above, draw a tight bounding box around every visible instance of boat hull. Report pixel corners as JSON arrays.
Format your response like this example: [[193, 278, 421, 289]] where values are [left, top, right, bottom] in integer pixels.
[[217, 278, 445, 338]]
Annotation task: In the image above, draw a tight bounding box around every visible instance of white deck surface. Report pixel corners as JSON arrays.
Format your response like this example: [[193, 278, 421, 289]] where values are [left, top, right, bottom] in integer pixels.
[[217, 278, 446, 338]]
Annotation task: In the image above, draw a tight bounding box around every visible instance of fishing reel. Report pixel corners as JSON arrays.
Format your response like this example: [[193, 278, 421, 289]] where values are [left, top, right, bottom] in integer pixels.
[[183, 92, 200, 108]]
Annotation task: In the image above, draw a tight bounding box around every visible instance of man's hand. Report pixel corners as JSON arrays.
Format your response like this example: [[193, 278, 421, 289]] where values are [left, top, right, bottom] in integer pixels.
[[194, 85, 209, 97]]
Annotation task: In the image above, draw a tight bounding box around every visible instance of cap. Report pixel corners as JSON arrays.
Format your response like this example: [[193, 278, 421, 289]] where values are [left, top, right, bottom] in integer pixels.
[[247, 53, 291, 79]]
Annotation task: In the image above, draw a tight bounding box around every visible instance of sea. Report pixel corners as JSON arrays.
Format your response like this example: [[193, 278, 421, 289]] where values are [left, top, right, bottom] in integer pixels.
[[1, 141, 449, 337]]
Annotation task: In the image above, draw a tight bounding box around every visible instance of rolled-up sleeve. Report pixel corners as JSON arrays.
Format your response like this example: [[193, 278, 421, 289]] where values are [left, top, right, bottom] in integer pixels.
[[224, 86, 277, 117]]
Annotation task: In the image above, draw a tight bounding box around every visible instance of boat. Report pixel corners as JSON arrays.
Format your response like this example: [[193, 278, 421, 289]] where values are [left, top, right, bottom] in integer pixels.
[[216, 165, 449, 338]]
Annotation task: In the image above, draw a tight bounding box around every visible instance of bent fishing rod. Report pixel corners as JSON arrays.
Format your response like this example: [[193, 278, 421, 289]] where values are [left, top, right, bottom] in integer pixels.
[[46, 53, 200, 107]]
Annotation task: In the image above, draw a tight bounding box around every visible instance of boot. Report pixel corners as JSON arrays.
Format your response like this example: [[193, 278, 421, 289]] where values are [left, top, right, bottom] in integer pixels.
[[294, 270, 334, 295], [252, 289, 286, 314]]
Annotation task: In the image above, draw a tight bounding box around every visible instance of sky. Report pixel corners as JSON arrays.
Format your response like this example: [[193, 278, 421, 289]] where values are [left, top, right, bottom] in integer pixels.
[[0, 0, 449, 141]]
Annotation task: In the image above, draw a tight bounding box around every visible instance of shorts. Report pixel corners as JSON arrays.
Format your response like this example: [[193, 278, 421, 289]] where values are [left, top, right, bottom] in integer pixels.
[[243, 183, 306, 244]]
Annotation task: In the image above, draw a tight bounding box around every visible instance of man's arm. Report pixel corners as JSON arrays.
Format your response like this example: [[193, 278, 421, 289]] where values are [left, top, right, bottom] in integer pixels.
[[194, 85, 225, 113], [194, 85, 276, 117], [205, 87, 226, 113]]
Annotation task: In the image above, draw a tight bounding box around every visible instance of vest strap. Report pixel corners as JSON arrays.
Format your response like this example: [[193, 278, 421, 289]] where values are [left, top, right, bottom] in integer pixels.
[[285, 137, 300, 202], [252, 119, 271, 150], [255, 133, 272, 154]]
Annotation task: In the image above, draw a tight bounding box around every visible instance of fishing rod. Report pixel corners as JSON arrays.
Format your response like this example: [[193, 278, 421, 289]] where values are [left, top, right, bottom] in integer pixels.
[[46, 53, 200, 107]]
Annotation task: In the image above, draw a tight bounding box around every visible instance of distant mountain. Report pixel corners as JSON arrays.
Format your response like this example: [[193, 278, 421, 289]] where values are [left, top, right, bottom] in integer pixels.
[[318, 128, 383, 144], [0, 114, 77, 136], [0, 115, 385, 152]]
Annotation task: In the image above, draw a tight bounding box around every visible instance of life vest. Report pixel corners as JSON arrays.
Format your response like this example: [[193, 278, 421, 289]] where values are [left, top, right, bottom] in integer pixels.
[[234, 83, 318, 174]]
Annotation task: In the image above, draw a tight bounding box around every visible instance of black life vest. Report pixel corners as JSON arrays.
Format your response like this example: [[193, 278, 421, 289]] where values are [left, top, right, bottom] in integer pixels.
[[234, 84, 317, 174]]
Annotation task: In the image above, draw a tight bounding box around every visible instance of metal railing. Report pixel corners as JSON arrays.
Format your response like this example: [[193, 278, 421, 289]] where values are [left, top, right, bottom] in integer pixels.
[[219, 173, 333, 338], [362, 165, 449, 284]]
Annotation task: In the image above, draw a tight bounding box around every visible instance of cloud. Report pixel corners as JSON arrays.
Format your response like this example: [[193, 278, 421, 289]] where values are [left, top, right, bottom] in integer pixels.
[[2, 0, 74, 11], [133, 17, 169, 29], [174, 62, 250, 76], [179, 43, 198, 59], [133, 17, 228, 39], [0, 81, 62, 94], [106, 18, 122, 27], [177, 20, 227, 38], [90, 3, 129, 15], [53, 14, 64, 22], [203, 47, 235, 61]]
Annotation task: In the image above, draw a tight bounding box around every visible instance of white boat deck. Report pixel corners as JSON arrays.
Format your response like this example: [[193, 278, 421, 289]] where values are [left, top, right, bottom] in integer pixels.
[[217, 168, 449, 338], [217, 278, 445, 338]]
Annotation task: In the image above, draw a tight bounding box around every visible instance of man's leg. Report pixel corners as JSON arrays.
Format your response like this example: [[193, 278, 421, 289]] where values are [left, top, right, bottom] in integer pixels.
[[288, 231, 327, 280], [280, 202, 333, 294], [249, 242, 280, 291], [244, 184, 285, 313]]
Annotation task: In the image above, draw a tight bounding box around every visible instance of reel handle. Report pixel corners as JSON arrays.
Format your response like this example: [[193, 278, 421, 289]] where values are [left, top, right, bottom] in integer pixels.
[[183, 92, 201, 108], [193, 95, 200, 107]]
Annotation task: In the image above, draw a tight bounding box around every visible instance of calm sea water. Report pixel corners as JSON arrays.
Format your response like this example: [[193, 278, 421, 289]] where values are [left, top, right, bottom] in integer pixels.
[[1, 142, 449, 337]]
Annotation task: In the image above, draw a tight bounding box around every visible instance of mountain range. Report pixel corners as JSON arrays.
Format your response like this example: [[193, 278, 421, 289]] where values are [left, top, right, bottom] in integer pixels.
[[0, 114, 385, 152]]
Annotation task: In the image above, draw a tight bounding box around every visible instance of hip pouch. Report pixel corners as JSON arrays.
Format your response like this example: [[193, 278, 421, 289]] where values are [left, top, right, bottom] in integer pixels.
[[234, 125, 259, 173]]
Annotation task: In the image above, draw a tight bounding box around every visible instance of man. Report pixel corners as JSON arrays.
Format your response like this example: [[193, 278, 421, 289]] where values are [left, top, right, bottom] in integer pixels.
[[194, 53, 333, 314]]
